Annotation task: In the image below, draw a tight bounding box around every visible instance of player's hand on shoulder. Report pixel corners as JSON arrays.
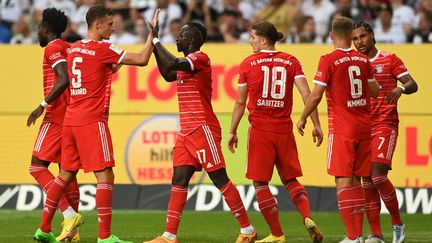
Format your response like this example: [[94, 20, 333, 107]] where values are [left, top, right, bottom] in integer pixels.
[[386, 87, 402, 104], [27, 105, 44, 127], [227, 133, 238, 154], [312, 126, 323, 147], [296, 119, 306, 136]]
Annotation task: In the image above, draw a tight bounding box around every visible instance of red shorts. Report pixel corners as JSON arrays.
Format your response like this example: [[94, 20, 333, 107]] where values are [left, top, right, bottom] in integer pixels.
[[173, 125, 226, 172], [246, 127, 302, 182], [371, 128, 398, 168], [61, 122, 115, 173], [327, 134, 371, 177], [32, 122, 62, 163]]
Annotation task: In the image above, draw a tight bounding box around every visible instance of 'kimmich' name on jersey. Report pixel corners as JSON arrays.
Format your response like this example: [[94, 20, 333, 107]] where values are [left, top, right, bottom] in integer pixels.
[[347, 98, 367, 108], [333, 56, 367, 66], [257, 99, 285, 108], [250, 57, 292, 66]]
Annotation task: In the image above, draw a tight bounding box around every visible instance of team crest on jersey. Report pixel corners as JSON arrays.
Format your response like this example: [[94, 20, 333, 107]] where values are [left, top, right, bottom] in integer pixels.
[[109, 44, 122, 54], [375, 65, 384, 74]]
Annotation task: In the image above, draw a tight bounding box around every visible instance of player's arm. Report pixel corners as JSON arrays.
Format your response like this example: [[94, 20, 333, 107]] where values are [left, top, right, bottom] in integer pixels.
[[152, 43, 178, 82], [153, 42, 193, 77], [294, 77, 323, 146], [368, 80, 380, 98], [112, 64, 122, 73], [228, 85, 248, 153], [386, 74, 418, 104], [297, 84, 326, 136], [27, 62, 70, 127]]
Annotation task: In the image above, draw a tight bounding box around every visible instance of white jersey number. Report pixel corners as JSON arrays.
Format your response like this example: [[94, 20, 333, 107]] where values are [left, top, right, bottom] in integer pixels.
[[261, 66, 287, 99], [348, 65, 362, 98], [71, 57, 83, 88]]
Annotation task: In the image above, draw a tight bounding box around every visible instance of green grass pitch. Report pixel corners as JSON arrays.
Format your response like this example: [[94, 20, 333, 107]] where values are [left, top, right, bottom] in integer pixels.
[[0, 210, 429, 242]]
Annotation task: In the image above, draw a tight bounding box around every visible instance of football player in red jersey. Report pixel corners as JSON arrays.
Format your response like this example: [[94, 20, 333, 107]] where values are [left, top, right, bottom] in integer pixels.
[[297, 17, 380, 243], [352, 21, 418, 243], [27, 8, 82, 242], [228, 21, 323, 243], [145, 22, 256, 243], [34, 6, 159, 243]]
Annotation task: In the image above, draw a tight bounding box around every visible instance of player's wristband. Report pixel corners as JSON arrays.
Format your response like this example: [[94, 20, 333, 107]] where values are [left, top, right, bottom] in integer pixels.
[[398, 85, 406, 93], [152, 38, 160, 45], [40, 99, 48, 108]]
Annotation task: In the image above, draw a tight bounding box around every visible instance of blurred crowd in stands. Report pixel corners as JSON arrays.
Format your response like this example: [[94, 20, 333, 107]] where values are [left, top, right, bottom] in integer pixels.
[[1, 0, 431, 45]]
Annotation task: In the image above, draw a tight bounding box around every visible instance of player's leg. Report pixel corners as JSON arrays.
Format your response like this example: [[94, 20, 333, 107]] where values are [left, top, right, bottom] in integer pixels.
[[369, 129, 404, 243], [252, 181, 285, 243], [30, 122, 78, 217], [362, 176, 383, 242], [207, 168, 256, 243], [35, 169, 77, 241], [329, 134, 363, 241]]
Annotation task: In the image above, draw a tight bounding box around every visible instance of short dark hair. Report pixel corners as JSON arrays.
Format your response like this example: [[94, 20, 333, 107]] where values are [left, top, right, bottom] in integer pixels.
[[186, 22, 207, 46], [252, 21, 284, 45], [332, 16, 353, 37], [86, 5, 113, 28], [42, 8, 68, 36]]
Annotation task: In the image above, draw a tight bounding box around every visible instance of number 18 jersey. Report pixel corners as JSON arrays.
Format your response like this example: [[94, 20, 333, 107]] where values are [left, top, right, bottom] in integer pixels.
[[313, 48, 375, 139], [238, 50, 305, 133]]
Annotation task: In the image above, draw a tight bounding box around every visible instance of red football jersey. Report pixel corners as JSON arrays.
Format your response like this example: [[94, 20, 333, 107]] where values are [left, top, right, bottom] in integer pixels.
[[369, 50, 408, 131], [313, 48, 375, 139], [42, 39, 71, 124], [238, 50, 305, 133], [176, 51, 220, 135], [64, 40, 126, 126]]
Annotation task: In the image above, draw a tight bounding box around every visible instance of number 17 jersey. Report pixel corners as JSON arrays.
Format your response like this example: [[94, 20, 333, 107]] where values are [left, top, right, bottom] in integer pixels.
[[238, 50, 305, 133]]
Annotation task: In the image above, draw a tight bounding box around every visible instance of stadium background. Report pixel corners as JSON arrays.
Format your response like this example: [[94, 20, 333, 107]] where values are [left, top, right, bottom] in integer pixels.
[[0, 44, 431, 213]]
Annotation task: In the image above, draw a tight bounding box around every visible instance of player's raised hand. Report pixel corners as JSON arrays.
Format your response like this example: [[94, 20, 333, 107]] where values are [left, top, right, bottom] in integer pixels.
[[296, 118, 306, 136], [312, 126, 323, 147], [386, 87, 403, 104], [227, 133, 238, 153], [27, 105, 44, 127], [151, 8, 160, 38]]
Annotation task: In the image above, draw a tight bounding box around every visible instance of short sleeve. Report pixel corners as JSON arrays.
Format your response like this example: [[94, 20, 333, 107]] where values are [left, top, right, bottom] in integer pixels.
[[391, 54, 409, 79], [44, 44, 67, 68], [185, 52, 208, 72], [238, 59, 250, 87], [313, 56, 331, 86], [293, 58, 305, 79], [100, 42, 127, 64]]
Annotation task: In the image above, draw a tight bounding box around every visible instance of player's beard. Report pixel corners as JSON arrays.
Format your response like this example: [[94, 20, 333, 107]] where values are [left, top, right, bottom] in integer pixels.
[[39, 37, 48, 47]]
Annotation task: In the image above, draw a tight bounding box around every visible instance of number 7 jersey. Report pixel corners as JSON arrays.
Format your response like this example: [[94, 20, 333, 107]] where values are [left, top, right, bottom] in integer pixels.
[[313, 48, 375, 139], [238, 50, 305, 133]]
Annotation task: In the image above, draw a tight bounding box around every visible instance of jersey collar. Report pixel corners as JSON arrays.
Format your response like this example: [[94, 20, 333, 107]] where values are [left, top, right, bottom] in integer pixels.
[[369, 50, 381, 62], [335, 48, 352, 52], [260, 50, 279, 53]]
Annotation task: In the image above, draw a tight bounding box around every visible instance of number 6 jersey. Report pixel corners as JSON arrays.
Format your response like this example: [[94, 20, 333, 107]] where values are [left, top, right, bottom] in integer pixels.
[[238, 50, 304, 133], [65, 40, 126, 126], [313, 48, 375, 139]]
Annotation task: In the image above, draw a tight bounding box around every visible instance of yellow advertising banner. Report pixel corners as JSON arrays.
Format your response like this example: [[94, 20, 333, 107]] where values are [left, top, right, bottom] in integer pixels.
[[0, 44, 430, 187]]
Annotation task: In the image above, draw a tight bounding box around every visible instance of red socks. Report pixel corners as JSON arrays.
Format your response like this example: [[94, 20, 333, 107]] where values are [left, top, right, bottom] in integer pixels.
[[29, 164, 74, 212], [363, 177, 383, 237], [286, 179, 311, 219], [96, 182, 113, 239], [351, 185, 366, 237], [337, 186, 360, 240], [372, 175, 403, 225], [65, 178, 80, 212], [165, 185, 188, 235], [255, 186, 283, 237], [220, 180, 251, 228], [39, 176, 67, 232]]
